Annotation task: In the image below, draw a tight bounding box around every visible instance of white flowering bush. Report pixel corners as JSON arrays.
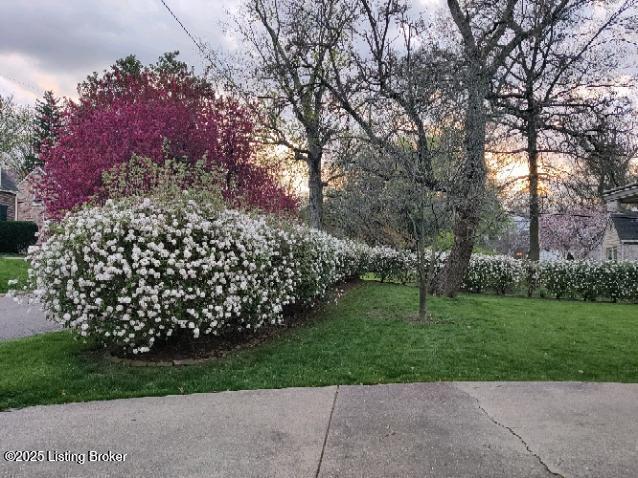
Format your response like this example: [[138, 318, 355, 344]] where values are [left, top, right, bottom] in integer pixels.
[[366, 246, 417, 283], [363, 247, 638, 302], [22, 195, 638, 356], [281, 225, 364, 304], [364, 248, 525, 294], [538, 261, 575, 299], [463, 255, 525, 295], [25, 197, 366, 355], [539, 260, 638, 302]]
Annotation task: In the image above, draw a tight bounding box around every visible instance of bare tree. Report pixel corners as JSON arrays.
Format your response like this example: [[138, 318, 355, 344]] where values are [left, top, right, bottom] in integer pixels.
[[324, 145, 416, 249], [568, 102, 638, 200], [211, 0, 355, 229], [322, 0, 461, 319], [490, 0, 637, 260], [436, 0, 587, 296]]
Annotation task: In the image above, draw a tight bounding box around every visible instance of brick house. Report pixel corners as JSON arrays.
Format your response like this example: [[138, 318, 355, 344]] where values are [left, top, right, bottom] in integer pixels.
[[0, 165, 45, 229], [602, 183, 638, 261], [16, 168, 45, 231]]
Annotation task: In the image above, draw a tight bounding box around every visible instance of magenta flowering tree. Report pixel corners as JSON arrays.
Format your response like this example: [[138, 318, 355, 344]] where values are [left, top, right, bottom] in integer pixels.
[[39, 54, 297, 217], [540, 208, 607, 258]]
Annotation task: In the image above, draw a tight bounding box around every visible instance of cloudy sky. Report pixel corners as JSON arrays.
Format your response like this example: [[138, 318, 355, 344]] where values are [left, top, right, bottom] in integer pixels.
[[0, 0, 245, 104], [1, 1, 446, 105], [4, 0, 631, 107]]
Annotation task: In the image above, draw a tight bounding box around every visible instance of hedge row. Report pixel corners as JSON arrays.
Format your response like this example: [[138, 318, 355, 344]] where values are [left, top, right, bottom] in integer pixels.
[[24, 198, 368, 354], [537, 260, 638, 302], [19, 196, 637, 354], [0, 221, 38, 254], [368, 249, 638, 303]]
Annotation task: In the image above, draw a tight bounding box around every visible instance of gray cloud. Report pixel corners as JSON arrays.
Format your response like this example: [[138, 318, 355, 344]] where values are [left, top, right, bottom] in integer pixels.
[[0, 0, 240, 102], [1, 0, 633, 106]]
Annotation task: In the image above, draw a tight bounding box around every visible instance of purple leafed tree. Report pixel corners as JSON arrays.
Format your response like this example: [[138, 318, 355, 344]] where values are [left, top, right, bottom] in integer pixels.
[[39, 55, 298, 217]]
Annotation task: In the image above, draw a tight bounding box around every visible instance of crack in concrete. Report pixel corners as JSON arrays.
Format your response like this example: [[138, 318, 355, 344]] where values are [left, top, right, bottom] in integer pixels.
[[457, 387, 564, 478], [476, 401, 563, 478], [314, 385, 339, 478]]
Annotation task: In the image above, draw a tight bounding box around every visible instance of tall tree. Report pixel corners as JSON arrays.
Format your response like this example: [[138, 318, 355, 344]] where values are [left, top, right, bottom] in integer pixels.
[[491, 0, 637, 260], [564, 98, 638, 201], [212, 0, 354, 229], [438, 0, 582, 296], [32, 90, 62, 168], [40, 53, 297, 216]]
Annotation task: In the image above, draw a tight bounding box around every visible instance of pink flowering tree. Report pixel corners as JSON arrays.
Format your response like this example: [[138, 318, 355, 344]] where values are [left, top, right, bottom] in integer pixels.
[[39, 54, 297, 217], [540, 208, 607, 258]]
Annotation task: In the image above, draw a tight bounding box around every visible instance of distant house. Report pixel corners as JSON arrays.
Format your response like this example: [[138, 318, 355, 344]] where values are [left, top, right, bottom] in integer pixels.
[[602, 183, 638, 261], [0, 165, 45, 230]]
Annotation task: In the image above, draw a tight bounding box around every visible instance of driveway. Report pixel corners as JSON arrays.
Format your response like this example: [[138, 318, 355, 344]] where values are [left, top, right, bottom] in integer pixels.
[[0, 294, 59, 340], [2, 382, 637, 477]]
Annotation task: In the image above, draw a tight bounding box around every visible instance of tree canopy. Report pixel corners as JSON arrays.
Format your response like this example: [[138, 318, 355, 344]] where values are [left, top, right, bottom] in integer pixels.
[[40, 53, 297, 217]]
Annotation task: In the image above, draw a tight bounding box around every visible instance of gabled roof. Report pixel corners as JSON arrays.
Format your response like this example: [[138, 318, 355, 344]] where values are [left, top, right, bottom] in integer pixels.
[[611, 212, 638, 241], [18, 166, 44, 186], [0, 166, 18, 193]]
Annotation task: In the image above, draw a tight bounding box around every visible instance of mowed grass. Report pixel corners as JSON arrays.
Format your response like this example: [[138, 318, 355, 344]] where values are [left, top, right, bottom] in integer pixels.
[[1, 281, 638, 410], [0, 257, 28, 293]]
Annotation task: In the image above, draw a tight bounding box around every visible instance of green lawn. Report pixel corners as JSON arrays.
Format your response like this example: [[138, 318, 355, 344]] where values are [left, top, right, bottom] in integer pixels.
[[1, 281, 638, 410], [0, 257, 28, 293]]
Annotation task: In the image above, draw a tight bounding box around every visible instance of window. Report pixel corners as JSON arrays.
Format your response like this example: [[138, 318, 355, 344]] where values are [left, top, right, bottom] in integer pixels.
[[0, 204, 7, 221], [606, 246, 618, 261]]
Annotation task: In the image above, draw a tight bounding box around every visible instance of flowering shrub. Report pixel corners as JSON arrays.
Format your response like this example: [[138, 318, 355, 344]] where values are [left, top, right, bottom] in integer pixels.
[[364, 248, 638, 302], [21, 196, 638, 356], [25, 197, 364, 354], [463, 255, 524, 295], [366, 246, 417, 283], [539, 260, 638, 302]]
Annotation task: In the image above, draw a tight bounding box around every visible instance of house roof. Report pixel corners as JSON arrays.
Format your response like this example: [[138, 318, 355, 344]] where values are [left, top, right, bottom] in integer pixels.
[[603, 183, 638, 204], [18, 166, 44, 186], [0, 166, 18, 193], [611, 212, 638, 241]]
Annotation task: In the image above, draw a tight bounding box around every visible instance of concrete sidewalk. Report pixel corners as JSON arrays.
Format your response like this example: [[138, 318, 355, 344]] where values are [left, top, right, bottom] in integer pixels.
[[1, 382, 638, 478], [0, 295, 59, 340]]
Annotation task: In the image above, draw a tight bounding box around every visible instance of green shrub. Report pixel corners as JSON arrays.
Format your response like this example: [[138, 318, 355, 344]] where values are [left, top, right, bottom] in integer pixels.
[[0, 221, 38, 254]]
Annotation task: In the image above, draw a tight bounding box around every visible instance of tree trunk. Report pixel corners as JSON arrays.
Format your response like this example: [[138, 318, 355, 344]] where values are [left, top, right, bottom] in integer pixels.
[[527, 114, 541, 261], [439, 80, 488, 297], [441, 206, 481, 296], [418, 274, 428, 320], [412, 210, 431, 322], [409, 195, 429, 321], [416, 222, 428, 322], [307, 153, 323, 230]]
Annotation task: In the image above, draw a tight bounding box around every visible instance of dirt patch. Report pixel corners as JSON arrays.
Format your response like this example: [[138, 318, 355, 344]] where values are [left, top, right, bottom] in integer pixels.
[[104, 279, 362, 367]]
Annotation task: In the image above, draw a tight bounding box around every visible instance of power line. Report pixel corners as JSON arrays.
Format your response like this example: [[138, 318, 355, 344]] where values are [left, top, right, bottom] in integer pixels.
[[0, 74, 41, 96], [158, 0, 207, 58]]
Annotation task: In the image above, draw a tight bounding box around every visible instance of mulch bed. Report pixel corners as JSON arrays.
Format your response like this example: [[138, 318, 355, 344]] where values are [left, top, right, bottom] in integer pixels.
[[104, 279, 362, 367]]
